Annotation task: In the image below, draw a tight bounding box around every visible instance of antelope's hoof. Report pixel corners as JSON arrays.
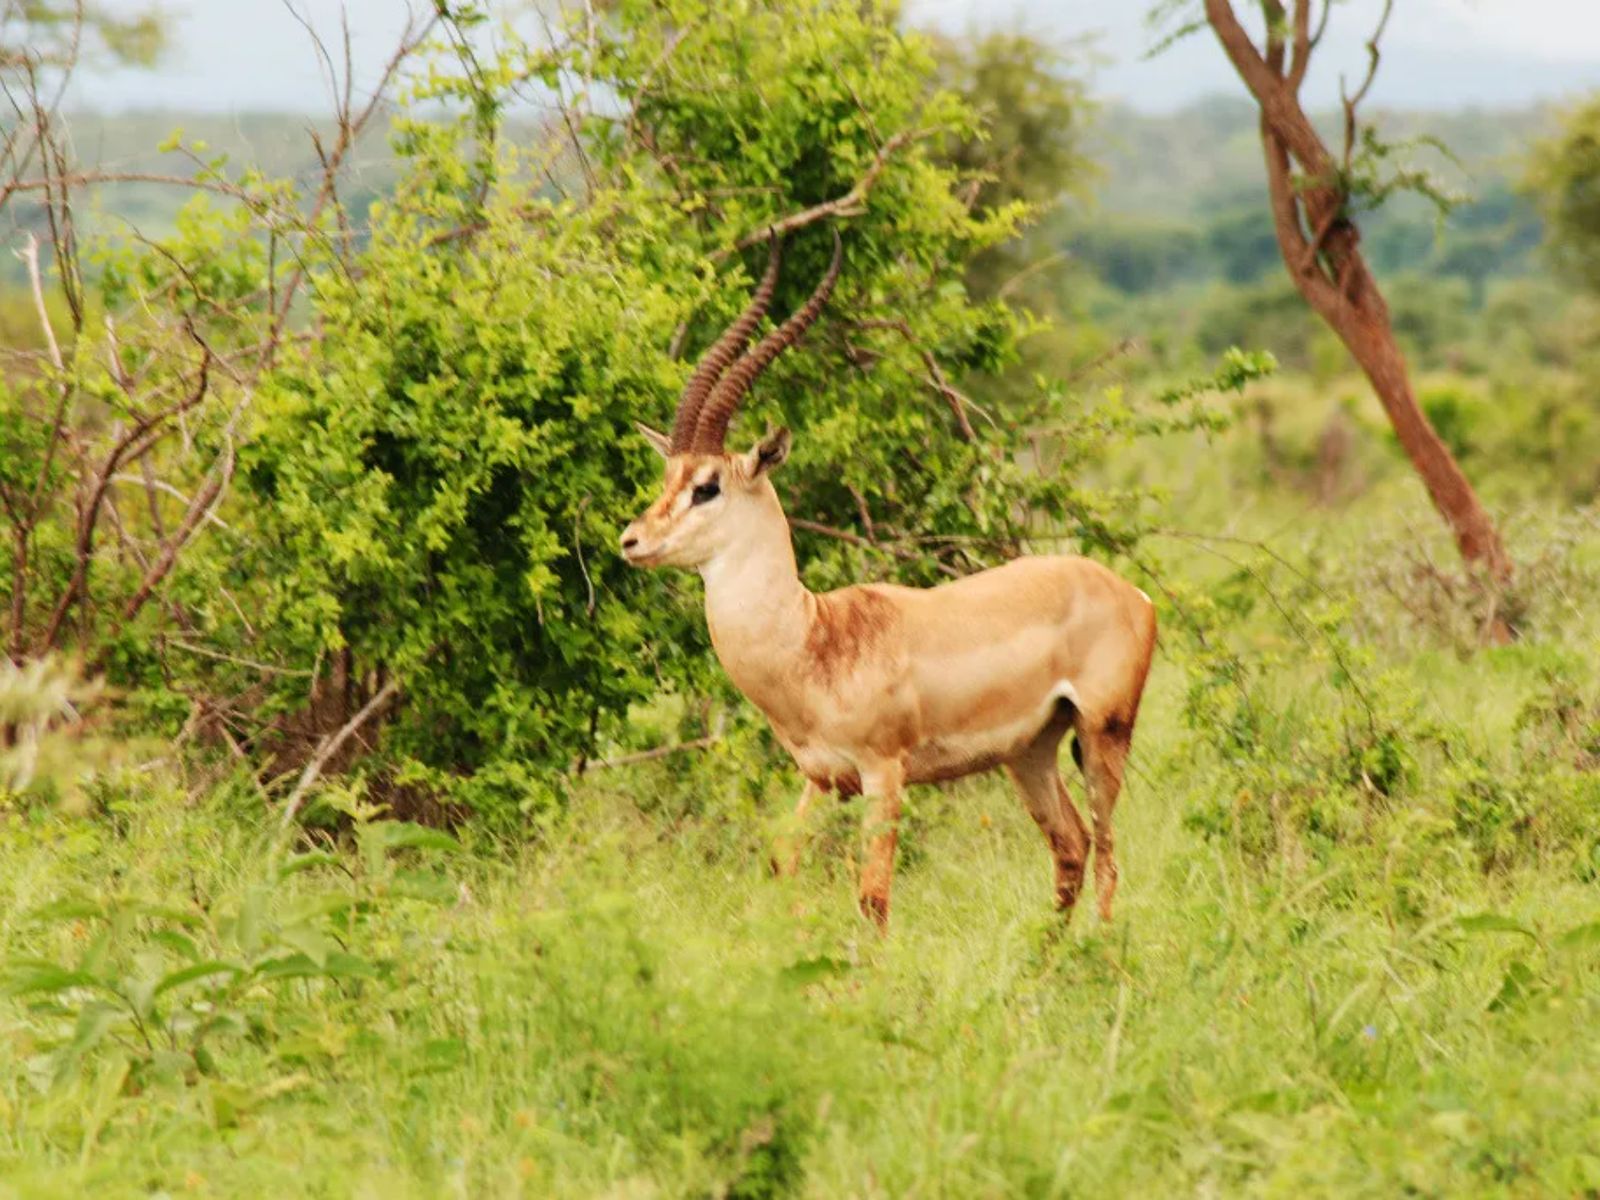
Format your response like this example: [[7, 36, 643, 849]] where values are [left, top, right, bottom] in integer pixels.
[[858, 892, 890, 932]]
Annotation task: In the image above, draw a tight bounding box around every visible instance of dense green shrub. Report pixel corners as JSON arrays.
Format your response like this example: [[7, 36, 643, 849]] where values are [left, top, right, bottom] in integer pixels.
[[1175, 554, 1600, 886], [222, 1, 1231, 818], [1527, 94, 1600, 294], [0, 1, 1254, 821]]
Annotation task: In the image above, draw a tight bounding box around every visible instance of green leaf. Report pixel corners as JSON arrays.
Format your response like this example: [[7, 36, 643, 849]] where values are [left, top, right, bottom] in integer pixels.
[[373, 822, 461, 854], [253, 953, 321, 981], [123, 900, 205, 928], [1557, 922, 1600, 949], [234, 887, 267, 957], [154, 961, 241, 998], [277, 927, 335, 969], [780, 955, 853, 986], [1457, 913, 1537, 939], [61, 1002, 120, 1064], [149, 930, 202, 960], [1488, 960, 1540, 1013], [26, 897, 105, 924], [2, 959, 101, 997], [78, 1052, 130, 1139], [411, 1037, 466, 1075], [322, 951, 380, 979], [277, 852, 343, 878], [284, 895, 360, 926]]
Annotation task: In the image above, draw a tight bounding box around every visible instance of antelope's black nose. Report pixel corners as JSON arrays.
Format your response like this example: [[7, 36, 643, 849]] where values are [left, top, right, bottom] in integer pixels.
[[621, 534, 639, 551]]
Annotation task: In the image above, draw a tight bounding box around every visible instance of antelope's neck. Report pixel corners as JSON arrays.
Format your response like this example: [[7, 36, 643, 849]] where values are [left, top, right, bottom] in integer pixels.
[[699, 509, 814, 705]]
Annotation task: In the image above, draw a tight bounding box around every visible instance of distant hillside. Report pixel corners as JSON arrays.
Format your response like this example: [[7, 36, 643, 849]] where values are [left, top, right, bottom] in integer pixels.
[[1089, 97, 1556, 219], [1059, 98, 1555, 299], [4, 111, 394, 247], [0, 101, 1560, 298]]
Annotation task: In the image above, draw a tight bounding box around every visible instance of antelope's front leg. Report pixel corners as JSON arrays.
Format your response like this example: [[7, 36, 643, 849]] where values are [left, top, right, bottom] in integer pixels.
[[770, 779, 821, 877], [857, 760, 906, 932]]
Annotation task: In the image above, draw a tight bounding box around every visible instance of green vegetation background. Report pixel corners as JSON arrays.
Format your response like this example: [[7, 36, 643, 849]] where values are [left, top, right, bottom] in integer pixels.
[[3, 11, 1600, 1198]]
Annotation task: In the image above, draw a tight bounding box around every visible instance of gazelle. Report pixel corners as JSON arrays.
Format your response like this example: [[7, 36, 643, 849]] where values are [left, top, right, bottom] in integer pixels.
[[620, 232, 1157, 929]]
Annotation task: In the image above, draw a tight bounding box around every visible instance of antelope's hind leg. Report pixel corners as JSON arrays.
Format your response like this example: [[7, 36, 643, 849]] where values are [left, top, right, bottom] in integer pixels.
[[1006, 729, 1091, 917], [1078, 721, 1133, 922]]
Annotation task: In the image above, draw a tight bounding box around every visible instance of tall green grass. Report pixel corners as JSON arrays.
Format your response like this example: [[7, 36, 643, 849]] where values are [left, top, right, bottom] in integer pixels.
[[4, 596, 1598, 1196], [3, 370, 1598, 1195]]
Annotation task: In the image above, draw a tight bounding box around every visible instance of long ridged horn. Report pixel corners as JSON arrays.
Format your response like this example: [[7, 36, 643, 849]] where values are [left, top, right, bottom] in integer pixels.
[[693, 227, 843, 454], [668, 232, 782, 454]]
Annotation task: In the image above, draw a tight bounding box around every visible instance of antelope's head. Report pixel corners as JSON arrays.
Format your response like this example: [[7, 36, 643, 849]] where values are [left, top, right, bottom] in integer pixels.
[[620, 231, 841, 571]]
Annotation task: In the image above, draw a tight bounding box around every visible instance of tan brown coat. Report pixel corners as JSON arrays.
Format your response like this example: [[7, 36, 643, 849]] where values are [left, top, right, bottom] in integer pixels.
[[623, 434, 1157, 929]]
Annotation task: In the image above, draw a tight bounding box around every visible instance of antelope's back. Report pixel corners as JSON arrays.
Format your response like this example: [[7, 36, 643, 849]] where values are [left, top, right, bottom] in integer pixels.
[[875, 555, 1152, 741]]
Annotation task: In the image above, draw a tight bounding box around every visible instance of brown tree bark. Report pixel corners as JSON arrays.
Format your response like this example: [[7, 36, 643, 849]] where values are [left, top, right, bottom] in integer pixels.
[[1202, 0, 1514, 640]]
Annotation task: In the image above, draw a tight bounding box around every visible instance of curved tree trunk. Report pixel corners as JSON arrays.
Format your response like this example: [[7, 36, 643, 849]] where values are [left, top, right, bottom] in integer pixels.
[[1319, 275, 1513, 581], [1204, 0, 1514, 642]]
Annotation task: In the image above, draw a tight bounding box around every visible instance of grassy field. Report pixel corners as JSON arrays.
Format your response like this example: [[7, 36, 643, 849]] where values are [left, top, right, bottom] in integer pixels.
[[3, 377, 1600, 1197], [2, 557, 1598, 1194]]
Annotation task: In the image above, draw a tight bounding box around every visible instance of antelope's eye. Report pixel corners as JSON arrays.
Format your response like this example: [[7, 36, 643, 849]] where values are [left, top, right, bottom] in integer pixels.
[[691, 480, 721, 505]]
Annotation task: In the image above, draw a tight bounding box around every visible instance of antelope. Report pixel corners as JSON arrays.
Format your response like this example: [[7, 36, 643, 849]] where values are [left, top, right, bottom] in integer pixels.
[[620, 231, 1157, 930]]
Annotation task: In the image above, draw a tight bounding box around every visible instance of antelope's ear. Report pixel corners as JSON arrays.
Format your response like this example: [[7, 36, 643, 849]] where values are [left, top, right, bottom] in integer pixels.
[[634, 422, 673, 459], [744, 426, 792, 478]]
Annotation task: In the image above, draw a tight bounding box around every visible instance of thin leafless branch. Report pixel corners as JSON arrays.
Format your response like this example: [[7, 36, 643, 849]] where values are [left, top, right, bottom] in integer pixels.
[[855, 317, 988, 440], [279, 677, 402, 830], [1341, 0, 1394, 170], [583, 735, 719, 771], [15, 234, 62, 370], [714, 129, 925, 260]]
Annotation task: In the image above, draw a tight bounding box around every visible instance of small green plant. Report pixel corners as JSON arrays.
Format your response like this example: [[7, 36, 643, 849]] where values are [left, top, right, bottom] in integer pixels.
[[478, 895, 864, 1197], [2, 810, 461, 1101]]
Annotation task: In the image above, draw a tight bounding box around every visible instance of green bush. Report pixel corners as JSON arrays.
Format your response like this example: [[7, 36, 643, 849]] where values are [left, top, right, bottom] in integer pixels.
[[226, 0, 1231, 819], [1175, 555, 1600, 885], [1, 809, 462, 1099]]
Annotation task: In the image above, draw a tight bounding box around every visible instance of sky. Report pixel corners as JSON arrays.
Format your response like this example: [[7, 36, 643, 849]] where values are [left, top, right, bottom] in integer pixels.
[[62, 1, 1600, 115]]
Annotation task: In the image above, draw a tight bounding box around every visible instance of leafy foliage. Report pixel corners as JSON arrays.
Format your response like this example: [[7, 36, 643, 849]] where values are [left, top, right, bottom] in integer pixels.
[[1173, 541, 1600, 885], [221, 0, 1229, 814], [1527, 94, 1600, 295], [0, 0, 167, 68], [4, 5, 1600, 1197], [3, 808, 462, 1100]]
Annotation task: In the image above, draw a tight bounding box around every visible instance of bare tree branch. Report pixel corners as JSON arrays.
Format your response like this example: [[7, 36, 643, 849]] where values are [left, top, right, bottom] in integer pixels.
[[583, 735, 719, 771], [713, 129, 924, 259], [855, 317, 989, 440], [1341, 0, 1394, 170], [38, 345, 212, 651], [1203, 0, 1515, 626], [15, 234, 62, 370], [121, 440, 234, 622], [279, 677, 402, 831]]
